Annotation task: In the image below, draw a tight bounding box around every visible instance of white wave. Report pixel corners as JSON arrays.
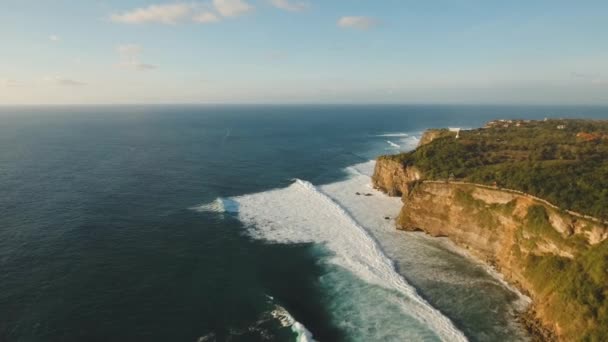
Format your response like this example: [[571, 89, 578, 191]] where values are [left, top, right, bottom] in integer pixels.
[[399, 135, 421, 151], [190, 197, 239, 213], [386, 140, 401, 148], [373, 132, 421, 152], [345, 160, 376, 178], [376, 133, 409, 137], [196, 333, 216, 342], [270, 304, 317, 342], [227, 179, 468, 341]]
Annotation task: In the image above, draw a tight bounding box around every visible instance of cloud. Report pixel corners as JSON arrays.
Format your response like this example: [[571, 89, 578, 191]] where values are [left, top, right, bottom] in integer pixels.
[[44, 77, 86, 86], [213, 0, 253, 17], [116, 44, 158, 70], [571, 72, 606, 86], [571, 72, 589, 79], [2, 79, 22, 87], [109, 2, 254, 24], [110, 3, 193, 24], [49, 35, 60, 42], [193, 11, 220, 23], [57, 79, 86, 86], [337, 16, 377, 30], [269, 0, 308, 12]]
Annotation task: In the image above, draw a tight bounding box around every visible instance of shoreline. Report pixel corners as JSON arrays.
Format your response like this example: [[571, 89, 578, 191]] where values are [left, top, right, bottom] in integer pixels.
[[399, 228, 554, 342], [337, 160, 533, 340], [373, 119, 608, 340]]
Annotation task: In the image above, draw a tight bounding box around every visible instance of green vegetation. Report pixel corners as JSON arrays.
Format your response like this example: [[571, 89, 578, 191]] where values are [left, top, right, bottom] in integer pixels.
[[525, 205, 565, 244], [524, 240, 608, 341], [523, 205, 588, 253], [453, 189, 504, 229], [383, 119, 608, 219]]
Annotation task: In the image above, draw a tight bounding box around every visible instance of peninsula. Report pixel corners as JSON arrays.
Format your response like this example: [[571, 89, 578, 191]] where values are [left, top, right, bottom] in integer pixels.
[[373, 119, 608, 341]]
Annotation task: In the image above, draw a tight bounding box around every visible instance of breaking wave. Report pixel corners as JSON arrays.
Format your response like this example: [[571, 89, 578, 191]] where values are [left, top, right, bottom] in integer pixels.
[[197, 176, 467, 341], [190, 198, 239, 213], [270, 302, 317, 342], [375, 132, 421, 152], [386, 140, 401, 148], [376, 133, 410, 137]]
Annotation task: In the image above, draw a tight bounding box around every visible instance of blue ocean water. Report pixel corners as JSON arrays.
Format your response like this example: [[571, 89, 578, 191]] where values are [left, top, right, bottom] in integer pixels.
[[1, 105, 607, 341]]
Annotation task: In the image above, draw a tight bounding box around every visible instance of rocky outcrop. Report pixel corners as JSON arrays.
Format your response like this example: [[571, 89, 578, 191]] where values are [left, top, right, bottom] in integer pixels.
[[418, 129, 452, 146], [372, 157, 608, 341], [371, 158, 421, 197]]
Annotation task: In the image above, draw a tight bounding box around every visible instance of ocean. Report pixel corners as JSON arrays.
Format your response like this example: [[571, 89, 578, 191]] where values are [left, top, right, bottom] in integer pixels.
[[2, 104, 607, 342]]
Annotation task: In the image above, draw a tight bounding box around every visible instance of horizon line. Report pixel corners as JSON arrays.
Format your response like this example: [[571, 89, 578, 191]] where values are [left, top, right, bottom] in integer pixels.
[[2, 102, 608, 107]]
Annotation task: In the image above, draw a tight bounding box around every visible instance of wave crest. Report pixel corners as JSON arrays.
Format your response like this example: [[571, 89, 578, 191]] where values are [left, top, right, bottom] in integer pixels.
[[386, 140, 401, 148], [190, 198, 239, 213], [270, 303, 317, 342], [224, 178, 467, 341]]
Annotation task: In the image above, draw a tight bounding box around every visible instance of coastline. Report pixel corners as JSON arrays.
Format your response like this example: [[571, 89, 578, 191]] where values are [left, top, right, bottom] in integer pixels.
[[402, 229, 554, 342], [215, 163, 470, 341], [373, 121, 608, 341], [202, 157, 534, 340], [326, 160, 532, 340], [375, 162, 558, 341]]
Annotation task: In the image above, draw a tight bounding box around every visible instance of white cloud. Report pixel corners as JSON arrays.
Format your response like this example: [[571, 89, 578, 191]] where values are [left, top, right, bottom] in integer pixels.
[[49, 35, 60, 42], [109, 2, 254, 24], [2, 79, 21, 87], [116, 44, 158, 71], [337, 16, 377, 30], [110, 3, 193, 24], [269, 0, 308, 12], [44, 77, 86, 86], [193, 11, 220, 23], [213, 0, 253, 17], [571, 72, 606, 86]]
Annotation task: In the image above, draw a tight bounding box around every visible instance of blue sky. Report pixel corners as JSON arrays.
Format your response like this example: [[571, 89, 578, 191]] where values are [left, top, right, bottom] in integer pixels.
[[1, 0, 608, 104]]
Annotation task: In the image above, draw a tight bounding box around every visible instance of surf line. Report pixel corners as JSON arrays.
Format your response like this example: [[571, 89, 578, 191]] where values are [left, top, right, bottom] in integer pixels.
[[223, 178, 468, 342]]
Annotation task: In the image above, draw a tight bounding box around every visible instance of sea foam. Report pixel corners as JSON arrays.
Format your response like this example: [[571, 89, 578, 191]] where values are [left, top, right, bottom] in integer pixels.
[[377, 132, 421, 152], [190, 198, 239, 213], [270, 303, 317, 342], [212, 174, 467, 341], [376, 132, 410, 137], [386, 140, 401, 148]]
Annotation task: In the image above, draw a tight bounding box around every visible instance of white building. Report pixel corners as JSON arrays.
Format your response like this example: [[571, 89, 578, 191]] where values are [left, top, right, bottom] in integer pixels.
[[448, 127, 461, 139]]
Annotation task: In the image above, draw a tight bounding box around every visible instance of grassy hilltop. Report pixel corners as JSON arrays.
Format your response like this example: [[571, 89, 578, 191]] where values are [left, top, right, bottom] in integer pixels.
[[383, 119, 608, 220]]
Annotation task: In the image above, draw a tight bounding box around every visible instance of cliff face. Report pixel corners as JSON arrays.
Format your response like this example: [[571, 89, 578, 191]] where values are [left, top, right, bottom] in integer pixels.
[[395, 181, 606, 267], [371, 159, 421, 197], [373, 158, 608, 341]]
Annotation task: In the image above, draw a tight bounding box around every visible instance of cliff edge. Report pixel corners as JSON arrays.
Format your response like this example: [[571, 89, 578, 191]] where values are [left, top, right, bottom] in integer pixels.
[[373, 120, 608, 341]]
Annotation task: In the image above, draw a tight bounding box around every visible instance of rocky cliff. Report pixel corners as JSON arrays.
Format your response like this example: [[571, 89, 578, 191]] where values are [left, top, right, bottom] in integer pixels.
[[417, 129, 455, 147], [371, 158, 422, 197], [373, 143, 608, 341]]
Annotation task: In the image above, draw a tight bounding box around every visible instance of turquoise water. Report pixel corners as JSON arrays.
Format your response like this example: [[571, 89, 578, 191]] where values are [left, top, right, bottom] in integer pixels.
[[2, 105, 607, 341]]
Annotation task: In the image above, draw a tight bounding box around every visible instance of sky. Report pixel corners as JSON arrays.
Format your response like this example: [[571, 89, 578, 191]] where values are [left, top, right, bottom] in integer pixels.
[[1, 0, 608, 105]]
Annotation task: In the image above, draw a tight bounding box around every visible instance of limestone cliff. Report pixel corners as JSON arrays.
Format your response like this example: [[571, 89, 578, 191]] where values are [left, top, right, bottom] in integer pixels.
[[371, 158, 421, 197], [373, 154, 608, 341]]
